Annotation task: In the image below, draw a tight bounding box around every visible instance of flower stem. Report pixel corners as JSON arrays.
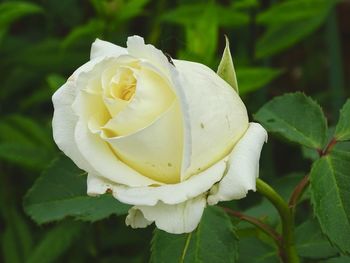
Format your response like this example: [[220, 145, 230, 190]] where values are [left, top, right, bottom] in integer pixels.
[[256, 179, 300, 263]]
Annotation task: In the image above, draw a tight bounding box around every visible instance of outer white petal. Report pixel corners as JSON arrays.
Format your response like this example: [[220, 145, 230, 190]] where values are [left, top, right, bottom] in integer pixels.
[[207, 123, 268, 205], [87, 156, 227, 205], [90, 38, 127, 60], [52, 81, 94, 171], [127, 36, 171, 79], [126, 195, 207, 234], [52, 58, 109, 172], [125, 208, 152, 228], [174, 60, 249, 181]]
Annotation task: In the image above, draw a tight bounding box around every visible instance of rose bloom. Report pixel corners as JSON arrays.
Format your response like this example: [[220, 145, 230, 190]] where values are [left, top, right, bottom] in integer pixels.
[[52, 36, 267, 234]]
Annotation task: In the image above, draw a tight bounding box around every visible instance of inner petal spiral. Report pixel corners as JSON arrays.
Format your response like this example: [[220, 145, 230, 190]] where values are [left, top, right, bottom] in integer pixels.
[[110, 67, 136, 101]]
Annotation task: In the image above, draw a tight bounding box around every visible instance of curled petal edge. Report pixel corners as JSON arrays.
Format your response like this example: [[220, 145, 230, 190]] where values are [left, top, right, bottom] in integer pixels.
[[207, 122, 268, 205], [87, 156, 227, 206], [90, 38, 127, 60]]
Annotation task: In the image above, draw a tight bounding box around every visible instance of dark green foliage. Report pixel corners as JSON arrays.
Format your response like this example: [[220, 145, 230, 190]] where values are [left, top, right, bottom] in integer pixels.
[[2, 208, 33, 263], [255, 93, 328, 149], [151, 207, 238, 263], [237, 237, 279, 263], [27, 221, 84, 263], [24, 156, 130, 224], [256, 0, 337, 58], [295, 219, 338, 259], [310, 151, 350, 253], [335, 99, 350, 141], [0, 1, 43, 42]]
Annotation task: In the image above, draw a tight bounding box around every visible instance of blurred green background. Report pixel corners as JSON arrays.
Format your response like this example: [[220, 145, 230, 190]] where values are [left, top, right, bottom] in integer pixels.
[[0, 0, 349, 262]]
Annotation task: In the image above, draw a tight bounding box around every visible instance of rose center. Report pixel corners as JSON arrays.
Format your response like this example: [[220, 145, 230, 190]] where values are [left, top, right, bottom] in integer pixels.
[[110, 68, 136, 101]]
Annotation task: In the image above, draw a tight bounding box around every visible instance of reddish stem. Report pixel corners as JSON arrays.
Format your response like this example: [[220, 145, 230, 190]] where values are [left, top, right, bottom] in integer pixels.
[[320, 137, 337, 156], [291, 137, 338, 210], [222, 206, 282, 245], [288, 175, 309, 210]]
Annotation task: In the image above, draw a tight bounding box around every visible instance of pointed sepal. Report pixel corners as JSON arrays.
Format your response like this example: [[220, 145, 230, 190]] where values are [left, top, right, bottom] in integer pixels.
[[217, 35, 239, 94]]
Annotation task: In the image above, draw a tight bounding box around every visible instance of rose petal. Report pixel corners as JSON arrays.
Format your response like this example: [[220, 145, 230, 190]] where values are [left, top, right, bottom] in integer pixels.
[[75, 119, 160, 187], [52, 81, 94, 172], [174, 60, 249, 181], [207, 122, 268, 205], [90, 38, 127, 60], [52, 57, 109, 172], [103, 101, 183, 183], [125, 36, 193, 182], [125, 208, 152, 228], [126, 195, 207, 234], [87, 156, 227, 205], [127, 36, 172, 79], [102, 66, 175, 136]]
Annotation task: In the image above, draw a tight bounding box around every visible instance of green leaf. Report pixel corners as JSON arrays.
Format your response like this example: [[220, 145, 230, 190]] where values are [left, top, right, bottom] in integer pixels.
[[0, 115, 54, 169], [232, 0, 259, 10], [334, 141, 350, 153], [0, 115, 43, 146], [161, 4, 248, 28], [214, 6, 249, 27], [183, 3, 218, 64], [256, 16, 325, 59], [295, 219, 338, 259], [217, 36, 238, 93], [0, 1, 43, 29], [335, 99, 350, 141], [256, 0, 336, 58], [27, 221, 84, 263], [2, 208, 33, 263], [320, 256, 350, 263], [0, 115, 52, 148], [302, 146, 319, 161], [24, 155, 130, 224], [257, 0, 335, 25], [310, 150, 350, 253], [118, 0, 150, 21], [236, 67, 282, 95], [254, 92, 328, 149], [150, 206, 238, 263], [237, 237, 278, 263], [0, 142, 54, 170], [62, 19, 104, 49], [244, 199, 278, 226], [163, 3, 248, 64]]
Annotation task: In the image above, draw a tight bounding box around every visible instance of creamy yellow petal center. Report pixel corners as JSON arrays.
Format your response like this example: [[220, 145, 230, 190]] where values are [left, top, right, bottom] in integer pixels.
[[81, 57, 183, 184]]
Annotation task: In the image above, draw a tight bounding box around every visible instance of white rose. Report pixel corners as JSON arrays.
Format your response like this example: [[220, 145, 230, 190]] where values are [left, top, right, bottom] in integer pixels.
[[52, 36, 267, 234]]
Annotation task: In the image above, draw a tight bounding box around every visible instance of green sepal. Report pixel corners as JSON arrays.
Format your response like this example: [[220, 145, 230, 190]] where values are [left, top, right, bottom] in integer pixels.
[[217, 35, 239, 94]]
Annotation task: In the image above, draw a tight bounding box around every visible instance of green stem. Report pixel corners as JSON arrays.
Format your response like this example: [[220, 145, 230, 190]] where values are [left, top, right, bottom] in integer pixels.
[[256, 179, 299, 263]]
